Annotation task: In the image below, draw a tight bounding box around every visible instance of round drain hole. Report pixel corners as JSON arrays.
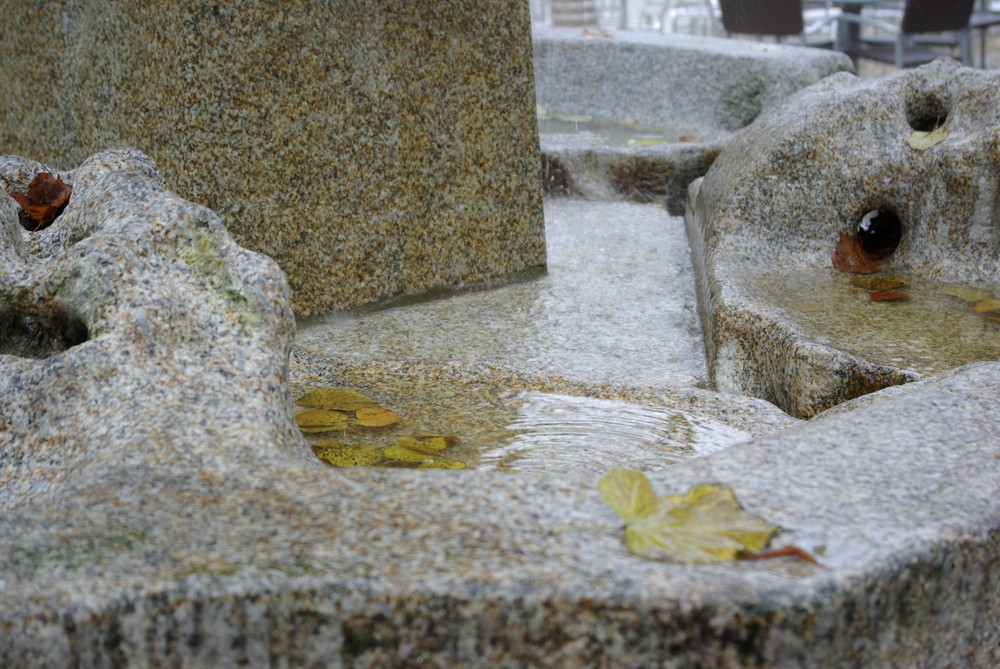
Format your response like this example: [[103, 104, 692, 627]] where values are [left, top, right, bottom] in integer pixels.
[[857, 208, 903, 260]]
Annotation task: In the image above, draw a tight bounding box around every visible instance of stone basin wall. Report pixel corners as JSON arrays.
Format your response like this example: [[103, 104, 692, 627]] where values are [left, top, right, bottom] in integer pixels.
[[0, 0, 546, 317]]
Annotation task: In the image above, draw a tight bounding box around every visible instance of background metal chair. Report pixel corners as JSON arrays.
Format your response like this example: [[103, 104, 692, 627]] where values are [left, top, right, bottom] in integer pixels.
[[717, 0, 837, 45], [971, 0, 1000, 67], [834, 0, 974, 68]]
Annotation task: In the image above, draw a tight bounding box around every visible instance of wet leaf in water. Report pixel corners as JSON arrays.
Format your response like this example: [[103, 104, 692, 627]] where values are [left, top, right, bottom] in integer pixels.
[[832, 233, 879, 274], [418, 459, 467, 470], [296, 408, 348, 432], [851, 276, 908, 291], [296, 388, 377, 410], [549, 113, 593, 123], [869, 290, 911, 302], [941, 285, 993, 302], [971, 298, 1000, 313], [383, 444, 433, 463], [356, 407, 402, 427], [598, 468, 778, 563], [396, 436, 448, 455], [627, 138, 667, 146], [678, 135, 703, 143], [314, 441, 384, 467], [6, 172, 73, 231], [982, 312, 1000, 323], [906, 126, 948, 150]]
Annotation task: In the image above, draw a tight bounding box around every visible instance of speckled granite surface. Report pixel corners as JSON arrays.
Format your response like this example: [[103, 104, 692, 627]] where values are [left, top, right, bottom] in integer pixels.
[[686, 59, 1000, 417], [0, 1, 545, 317], [533, 28, 854, 214], [0, 147, 997, 666]]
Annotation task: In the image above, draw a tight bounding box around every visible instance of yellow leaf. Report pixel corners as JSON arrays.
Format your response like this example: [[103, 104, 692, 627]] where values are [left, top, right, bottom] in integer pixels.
[[296, 388, 377, 410], [598, 467, 660, 524], [396, 436, 447, 455], [314, 442, 383, 467], [418, 459, 467, 470], [906, 126, 947, 150], [356, 407, 402, 428], [295, 409, 348, 432], [598, 469, 778, 563], [627, 138, 666, 147], [941, 285, 993, 302], [550, 113, 593, 123], [383, 445, 433, 463], [972, 298, 1000, 313]]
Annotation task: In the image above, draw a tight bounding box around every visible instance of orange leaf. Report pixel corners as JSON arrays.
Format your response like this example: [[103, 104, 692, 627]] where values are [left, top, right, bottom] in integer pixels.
[[739, 545, 820, 565], [356, 407, 402, 428], [832, 233, 879, 274], [7, 172, 72, 231], [869, 290, 910, 302]]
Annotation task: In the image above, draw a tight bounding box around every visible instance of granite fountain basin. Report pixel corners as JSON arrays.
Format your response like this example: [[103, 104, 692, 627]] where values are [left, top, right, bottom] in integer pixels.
[[532, 28, 853, 213], [0, 137, 996, 666], [686, 58, 1000, 418]]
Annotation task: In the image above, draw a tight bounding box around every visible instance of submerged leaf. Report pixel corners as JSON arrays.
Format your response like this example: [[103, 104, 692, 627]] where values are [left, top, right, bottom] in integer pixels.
[[627, 138, 667, 146], [295, 409, 348, 432], [869, 290, 911, 302], [851, 276, 908, 291], [396, 436, 448, 455], [296, 388, 377, 410], [314, 442, 384, 467], [832, 233, 879, 274], [598, 469, 778, 563], [383, 445, 433, 463], [971, 298, 1000, 313], [941, 285, 993, 302], [356, 407, 402, 427], [418, 459, 467, 470], [906, 126, 948, 150], [677, 135, 703, 143]]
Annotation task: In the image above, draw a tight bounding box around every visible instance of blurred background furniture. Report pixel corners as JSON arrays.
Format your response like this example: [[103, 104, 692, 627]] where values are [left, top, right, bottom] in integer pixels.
[[717, 0, 839, 45], [830, 0, 974, 67]]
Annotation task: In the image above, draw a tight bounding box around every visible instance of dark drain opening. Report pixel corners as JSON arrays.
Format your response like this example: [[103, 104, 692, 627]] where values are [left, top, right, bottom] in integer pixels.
[[905, 90, 952, 132], [858, 208, 903, 260], [0, 304, 89, 359]]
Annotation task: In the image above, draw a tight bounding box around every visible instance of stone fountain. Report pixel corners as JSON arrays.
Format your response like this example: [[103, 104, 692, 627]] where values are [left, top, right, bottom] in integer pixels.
[[0, 2, 997, 667]]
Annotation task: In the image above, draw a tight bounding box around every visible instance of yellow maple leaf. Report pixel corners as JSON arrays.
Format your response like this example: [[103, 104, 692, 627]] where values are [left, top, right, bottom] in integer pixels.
[[356, 407, 402, 428], [295, 409, 348, 433], [598, 468, 778, 563]]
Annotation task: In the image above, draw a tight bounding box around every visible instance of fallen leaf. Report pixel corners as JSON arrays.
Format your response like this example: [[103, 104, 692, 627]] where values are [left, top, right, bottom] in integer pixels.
[[677, 135, 702, 143], [396, 436, 448, 455], [598, 468, 778, 563], [296, 388, 377, 410], [851, 276, 908, 291], [982, 312, 1000, 323], [832, 233, 880, 274], [313, 441, 384, 467], [869, 290, 911, 302], [356, 407, 401, 427], [941, 285, 993, 302], [971, 298, 1000, 313], [549, 113, 593, 123], [6, 172, 72, 231], [738, 545, 820, 565], [906, 126, 948, 150], [418, 459, 466, 469], [383, 444, 433, 463], [627, 138, 667, 146], [295, 408, 348, 432]]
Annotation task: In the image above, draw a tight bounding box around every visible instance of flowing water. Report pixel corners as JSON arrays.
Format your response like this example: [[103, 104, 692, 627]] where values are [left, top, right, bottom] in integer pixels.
[[292, 200, 792, 473]]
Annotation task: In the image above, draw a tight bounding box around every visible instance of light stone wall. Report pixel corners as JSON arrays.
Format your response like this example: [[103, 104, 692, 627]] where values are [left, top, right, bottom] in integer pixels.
[[0, 0, 546, 317]]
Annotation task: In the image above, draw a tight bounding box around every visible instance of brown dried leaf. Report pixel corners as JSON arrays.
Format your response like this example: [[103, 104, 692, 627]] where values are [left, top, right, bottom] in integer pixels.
[[869, 290, 911, 302], [832, 233, 880, 274], [7, 172, 72, 231], [851, 276, 908, 291]]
